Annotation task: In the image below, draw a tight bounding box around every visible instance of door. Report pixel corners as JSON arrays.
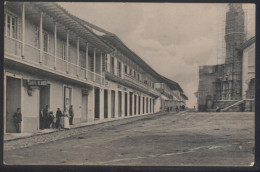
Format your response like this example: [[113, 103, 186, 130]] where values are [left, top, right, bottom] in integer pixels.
[[134, 95, 137, 115], [104, 89, 108, 118], [125, 92, 128, 116], [118, 91, 122, 117], [81, 94, 88, 122], [129, 92, 132, 116], [6, 76, 21, 133], [111, 90, 115, 118], [94, 88, 100, 119]]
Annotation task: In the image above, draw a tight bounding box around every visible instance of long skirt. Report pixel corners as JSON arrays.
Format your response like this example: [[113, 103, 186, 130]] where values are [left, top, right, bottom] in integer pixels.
[[63, 116, 70, 129]]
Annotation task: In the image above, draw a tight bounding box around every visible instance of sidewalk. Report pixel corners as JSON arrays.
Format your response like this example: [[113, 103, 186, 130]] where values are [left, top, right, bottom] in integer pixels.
[[4, 110, 186, 142]]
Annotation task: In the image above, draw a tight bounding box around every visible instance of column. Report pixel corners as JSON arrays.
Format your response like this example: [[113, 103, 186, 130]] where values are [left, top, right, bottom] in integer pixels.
[[87, 88, 95, 122], [76, 37, 79, 76], [21, 2, 25, 58], [93, 48, 96, 81], [66, 30, 69, 73], [115, 90, 119, 118], [107, 89, 111, 119], [122, 91, 125, 117], [85, 43, 89, 78], [39, 12, 43, 64], [54, 22, 57, 69], [99, 88, 104, 120]]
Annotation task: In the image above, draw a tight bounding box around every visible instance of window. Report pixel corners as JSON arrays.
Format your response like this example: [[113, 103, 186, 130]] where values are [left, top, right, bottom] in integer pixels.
[[118, 61, 122, 77], [80, 52, 86, 68], [138, 74, 140, 80], [134, 70, 136, 78], [35, 27, 49, 52], [5, 13, 17, 39], [111, 57, 114, 74]]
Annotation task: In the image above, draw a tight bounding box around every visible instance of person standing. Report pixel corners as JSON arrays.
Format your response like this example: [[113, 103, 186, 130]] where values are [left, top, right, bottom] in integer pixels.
[[43, 105, 49, 129], [69, 105, 74, 125], [63, 108, 70, 129], [13, 108, 22, 133], [55, 108, 62, 129]]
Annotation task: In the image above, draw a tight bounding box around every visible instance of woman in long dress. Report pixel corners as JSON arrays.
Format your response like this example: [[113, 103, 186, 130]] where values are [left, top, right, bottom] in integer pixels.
[[63, 109, 70, 129]]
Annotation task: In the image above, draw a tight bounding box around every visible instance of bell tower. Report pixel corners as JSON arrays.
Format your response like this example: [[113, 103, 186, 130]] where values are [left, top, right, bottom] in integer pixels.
[[222, 3, 245, 100]]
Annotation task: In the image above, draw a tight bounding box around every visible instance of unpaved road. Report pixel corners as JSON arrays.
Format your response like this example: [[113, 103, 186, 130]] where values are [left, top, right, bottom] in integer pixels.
[[4, 111, 254, 166]]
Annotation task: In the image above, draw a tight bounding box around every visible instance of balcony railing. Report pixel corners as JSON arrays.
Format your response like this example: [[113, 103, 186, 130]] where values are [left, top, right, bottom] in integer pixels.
[[4, 35, 104, 85]]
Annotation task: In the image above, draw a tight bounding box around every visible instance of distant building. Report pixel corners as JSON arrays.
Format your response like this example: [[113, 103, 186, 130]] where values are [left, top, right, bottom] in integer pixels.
[[196, 4, 255, 112], [4, 2, 187, 133]]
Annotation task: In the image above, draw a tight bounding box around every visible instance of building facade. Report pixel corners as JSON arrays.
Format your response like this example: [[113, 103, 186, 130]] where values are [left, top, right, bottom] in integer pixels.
[[4, 2, 187, 133]]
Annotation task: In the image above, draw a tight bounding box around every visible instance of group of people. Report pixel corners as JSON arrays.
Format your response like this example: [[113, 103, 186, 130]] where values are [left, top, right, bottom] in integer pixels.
[[40, 105, 74, 130]]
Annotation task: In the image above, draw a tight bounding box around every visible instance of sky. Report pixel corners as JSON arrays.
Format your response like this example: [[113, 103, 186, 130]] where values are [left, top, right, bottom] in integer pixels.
[[59, 3, 255, 108]]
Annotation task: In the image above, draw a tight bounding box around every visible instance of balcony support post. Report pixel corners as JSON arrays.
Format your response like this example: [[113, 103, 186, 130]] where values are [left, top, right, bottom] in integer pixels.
[[77, 37, 79, 76], [39, 12, 43, 64], [54, 22, 57, 69], [93, 48, 96, 81], [100, 52, 103, 75], [66, 30, 69, 73], [21, 2, 25, 58], [85, 43, 88, 79]]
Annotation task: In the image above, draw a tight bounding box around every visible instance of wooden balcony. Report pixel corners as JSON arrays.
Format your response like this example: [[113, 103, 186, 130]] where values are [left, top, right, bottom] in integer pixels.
[[4, 36, 104, 85]]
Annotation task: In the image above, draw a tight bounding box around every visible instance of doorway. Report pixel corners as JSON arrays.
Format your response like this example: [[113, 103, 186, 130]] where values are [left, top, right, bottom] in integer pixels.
[[94, 88, 100, 119], [111, 90, 115, 118], [118, 91, 122, 117], [130, 92, 133, 116], [134, 95, 137, 115], [125, 92, 128, 116], [81, 93, 88, 122], [6, 76, 21, 133], [40, 85, 50, 129], [104, 89, 108, 118], [138, 96, 141, 115]]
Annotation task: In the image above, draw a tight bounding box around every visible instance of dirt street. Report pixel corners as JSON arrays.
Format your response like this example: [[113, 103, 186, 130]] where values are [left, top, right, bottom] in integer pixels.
[[4, 111, 254, 166]]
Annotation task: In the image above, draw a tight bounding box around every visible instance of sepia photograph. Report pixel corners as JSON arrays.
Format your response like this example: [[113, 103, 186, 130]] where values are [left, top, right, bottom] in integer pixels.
[[3, 1, 255, 166]]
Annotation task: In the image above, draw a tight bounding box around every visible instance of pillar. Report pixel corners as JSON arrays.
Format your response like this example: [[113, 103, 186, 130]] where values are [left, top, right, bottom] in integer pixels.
[[107, 89, 111, 119], [85, 43, 89, 78], [76, 37, 79, 76], [93, 48, 96, 81], [115, 90, 119, 118], [87, 88, 95, 122], [21, 2, 25, 58], [66, 30, 69, 73], [99, 88, 104, 120], [121, 91, 125, 117], [54, 22, 57, 69], [39, 12, 43, 64]]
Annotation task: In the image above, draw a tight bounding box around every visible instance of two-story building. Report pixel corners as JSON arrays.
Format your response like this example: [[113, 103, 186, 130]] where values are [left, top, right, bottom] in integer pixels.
[[4, 2, 188, 133]]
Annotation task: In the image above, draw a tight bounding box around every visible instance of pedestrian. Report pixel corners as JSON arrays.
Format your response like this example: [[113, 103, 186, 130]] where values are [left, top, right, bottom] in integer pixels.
[[39, 109, 44, 130], [56, 108, 63, 129], [63, 108, 70, 129], [49, 110, 55, 129], [69, 105, 74, 125], [43, 105, 49, 129], [13, 108, 22, 133]]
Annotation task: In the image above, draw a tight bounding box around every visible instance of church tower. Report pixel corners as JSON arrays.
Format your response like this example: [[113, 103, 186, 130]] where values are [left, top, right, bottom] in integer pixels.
[[222, 3, 245, 100]]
